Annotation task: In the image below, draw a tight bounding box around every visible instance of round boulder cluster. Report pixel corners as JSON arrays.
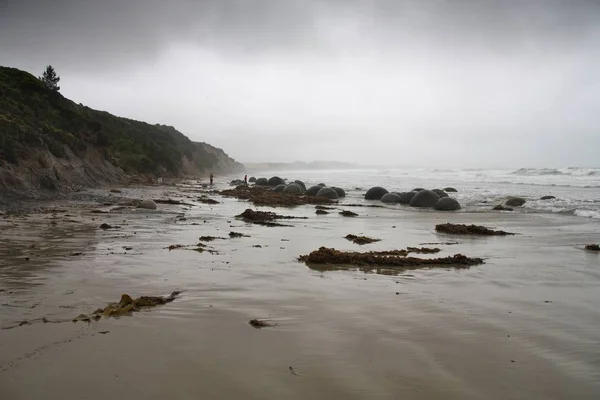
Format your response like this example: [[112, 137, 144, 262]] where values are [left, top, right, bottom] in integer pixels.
[[332, 187, 346, 198], [255, 178, 269, 186], [365, 186, 389, 200], [305, 185, 322, 196], [283, 183, 304, 194], [268, 176, 285, 187], [272, 184, 286, 193], [316, 187, 339, 199], [381, 193, 401, 204], [399, 191, 417, 204], [409, 190, 440, 208], [435, 197, 461, 211], [294, 180, 307, 191]]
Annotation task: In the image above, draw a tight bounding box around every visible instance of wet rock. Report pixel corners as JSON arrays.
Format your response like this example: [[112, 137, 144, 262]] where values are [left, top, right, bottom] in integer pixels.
[[317, 183, 326, 187], [331, 187, 346, 198], [230, 179, 245, 186], [444, 187, 458, 192], [272, 184, 286, 193], [294, 180, 306, 191], [345, 234, 381, 245], [493, 204, 513, 211], [167, 244, 184, 250], [364, 186, 389, 200], [381, 193, 401, 204], [199, 236, 226, 242], [229, 231, 249, 238], [316, 187, 339, 199], [221, 185, 332, 206], [409, 190, 440, 208], [299, 247, 483, 269], [305, 186, 322, 196], [435, 223, 515, 235], [315, 205, 336, 210], [236, 208, 305, 227], [399, 191, 417, 204], [585, 244, 599, 251], [432, 189, 449, 198], [99, 223, 119, 230], [110, 189, 122, 193], [249, 177, 256, 183], [255, 178, 269, 186], [412, 188, 425, 192], [197, 196, 219, 205], [506, 197, 526, 207], [540, 196, 556, 200], [339, 210, 358, 217], [283, 183, 304, 194], [138, 199, 157, 210], [249, 319, 276, 328], [316, 209, 329, 215], [268, 176, 285, 187], [434, 197, 461, 211]]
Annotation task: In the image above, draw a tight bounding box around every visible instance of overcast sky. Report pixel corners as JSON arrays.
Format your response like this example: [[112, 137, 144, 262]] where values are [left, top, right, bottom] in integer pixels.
[[1, 0, 599, 168]]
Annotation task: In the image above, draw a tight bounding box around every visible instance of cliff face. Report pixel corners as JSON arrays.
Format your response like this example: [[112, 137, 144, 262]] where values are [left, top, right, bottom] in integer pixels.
[[0, 66, 243, 197]]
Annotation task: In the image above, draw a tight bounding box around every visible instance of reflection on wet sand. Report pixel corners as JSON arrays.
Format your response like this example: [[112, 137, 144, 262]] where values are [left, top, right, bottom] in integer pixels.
[[1, 182, 600, 399]]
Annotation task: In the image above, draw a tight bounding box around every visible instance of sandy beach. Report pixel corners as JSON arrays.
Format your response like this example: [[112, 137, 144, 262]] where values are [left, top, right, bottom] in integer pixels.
[[1, 180, 600, 399]]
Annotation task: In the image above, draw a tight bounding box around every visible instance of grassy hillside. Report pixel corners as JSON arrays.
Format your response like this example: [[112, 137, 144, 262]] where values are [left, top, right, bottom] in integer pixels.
[[0, 66, 242, 175]]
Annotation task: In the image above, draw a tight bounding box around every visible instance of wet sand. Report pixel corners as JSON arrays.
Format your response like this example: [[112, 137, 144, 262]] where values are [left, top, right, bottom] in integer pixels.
[[1, 183, 600, 399]]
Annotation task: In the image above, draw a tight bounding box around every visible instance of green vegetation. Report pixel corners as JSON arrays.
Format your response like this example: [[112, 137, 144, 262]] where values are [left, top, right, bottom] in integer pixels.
[[0, 66, 233, 175], [40, 65, 60, 92]]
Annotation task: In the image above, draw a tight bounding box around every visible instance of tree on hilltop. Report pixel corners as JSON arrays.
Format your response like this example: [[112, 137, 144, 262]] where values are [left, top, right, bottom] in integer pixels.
[[40, 65, 60, 91]]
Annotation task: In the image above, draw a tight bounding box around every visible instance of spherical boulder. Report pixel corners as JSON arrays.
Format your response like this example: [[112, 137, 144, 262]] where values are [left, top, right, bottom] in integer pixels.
[[138, 199, 157, 210], [381, 193, 401, 204], [248, 176, 256, 183], [305, 185, 322, 196], [443, 187, 458, 192], [331, 187, 346, 198], [316, 187, 339, 199], [433, 189, 449, 198], [268, 176, 285, 187], [412, 188, 425, 192], [540, 195, 556, 200], [230, 179, 244, 186], [364, 186, 389, 200], [317, 183, 326, 187], [409, 190, 440, 208], [399, 191, 417, 204], [272, 184, 286, 193], [506, 197, 526, 207], [283, 183, 303, 194], [255, 177, 269, 186], [294, 180, 306, 191], [434, 197, 461, 211]]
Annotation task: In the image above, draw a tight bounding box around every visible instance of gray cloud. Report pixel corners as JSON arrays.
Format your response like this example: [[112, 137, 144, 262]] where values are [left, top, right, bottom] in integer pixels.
[[1, 0, 599, 167]]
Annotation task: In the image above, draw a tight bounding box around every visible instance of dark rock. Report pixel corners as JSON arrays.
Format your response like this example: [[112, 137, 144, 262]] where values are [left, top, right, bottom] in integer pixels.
[[255, 178, 269, 186], [305, 185, 322, 196], [317, 183, 326, 187], [434, 197, 461, 211], [331, 187, 346, 198], [283, 183, 304, 194], [540, 196, 556, 200], [585, 244, 599, 251], [443, 187, 458, 192], [432, 189, 449, 198], [493, 204, 513, 211], [294, 180, 306, 191], [381, 193, 401, 204], [506, 197, 526, 207], [230, 179, 245, 186], [40, 175, 57, 190], [339, 210, 358, 217], [435, 223, 515, 236], [399, 191, 417, 204], [412, 188, 425, 192], [272, 184, 286, 193], [110, 189, 122, 193], [364, 186, 389, 200], [316, 187, 339, 199], [249, 177, 256, 183], [409, 190, 440, 207], [268, 176, 285, 186], [315, 209, 329, 215]]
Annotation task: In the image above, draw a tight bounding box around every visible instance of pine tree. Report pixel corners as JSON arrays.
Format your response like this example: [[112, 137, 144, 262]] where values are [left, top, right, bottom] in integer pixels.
[[40, 65, 60, 91]]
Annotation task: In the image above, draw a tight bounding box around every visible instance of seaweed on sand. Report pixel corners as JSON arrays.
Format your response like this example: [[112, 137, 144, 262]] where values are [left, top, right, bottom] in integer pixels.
[[435, 223, 515, 236], [235, 209, 306, 227], [339, 210, 358, 217], [298, 247, 483, 271], [585, 244, 600, 251], [73, 292, 181, 322], [345, 234, 381, 245], [220, 185, 335, 207]]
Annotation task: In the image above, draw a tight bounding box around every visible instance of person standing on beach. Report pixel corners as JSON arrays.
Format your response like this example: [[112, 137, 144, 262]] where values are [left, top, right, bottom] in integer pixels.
[[209, 173, 214, 185], [244, 174, 248, 185]]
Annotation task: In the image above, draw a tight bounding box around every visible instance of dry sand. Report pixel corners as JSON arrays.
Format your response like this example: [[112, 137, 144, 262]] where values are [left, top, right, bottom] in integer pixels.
[[1, 182, 599, 399]]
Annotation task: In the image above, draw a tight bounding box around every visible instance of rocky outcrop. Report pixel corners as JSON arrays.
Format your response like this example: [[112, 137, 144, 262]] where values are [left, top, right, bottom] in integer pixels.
[[506, 197, 526, 207], [540, 195, 556, 200]]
